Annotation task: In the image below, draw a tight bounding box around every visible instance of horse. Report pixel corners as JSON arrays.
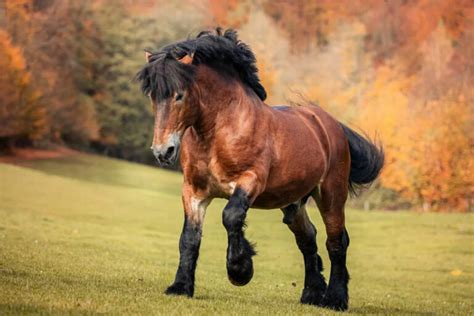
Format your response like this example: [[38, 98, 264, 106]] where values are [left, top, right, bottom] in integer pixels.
[[136, 28, 384, 311]]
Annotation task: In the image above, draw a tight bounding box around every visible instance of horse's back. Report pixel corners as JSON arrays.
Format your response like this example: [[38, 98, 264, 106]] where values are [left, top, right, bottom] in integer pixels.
[[270, 104, 347, 158]]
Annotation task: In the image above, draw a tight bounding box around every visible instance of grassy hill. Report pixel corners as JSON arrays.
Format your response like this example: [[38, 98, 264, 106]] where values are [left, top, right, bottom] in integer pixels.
[[0, 154, 473, 314]]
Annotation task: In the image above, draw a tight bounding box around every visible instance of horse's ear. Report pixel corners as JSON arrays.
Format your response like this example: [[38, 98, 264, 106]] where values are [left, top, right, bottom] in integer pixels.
[[177, 52, 194, 65], [144, 50, 153, 62]]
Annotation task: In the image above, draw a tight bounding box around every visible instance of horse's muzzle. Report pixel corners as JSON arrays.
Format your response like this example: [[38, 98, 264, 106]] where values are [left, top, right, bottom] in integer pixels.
[[151, 134, 180, 166], [151, 144, 179, 166], [153, 145, 177, 165]]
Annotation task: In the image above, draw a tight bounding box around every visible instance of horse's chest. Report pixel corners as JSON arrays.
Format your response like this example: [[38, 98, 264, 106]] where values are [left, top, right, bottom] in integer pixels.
[[207, 159, 238, 197]]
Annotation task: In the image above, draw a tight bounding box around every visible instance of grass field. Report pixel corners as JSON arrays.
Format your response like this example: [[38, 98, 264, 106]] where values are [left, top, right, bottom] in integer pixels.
[[0, 154, 473, 314]]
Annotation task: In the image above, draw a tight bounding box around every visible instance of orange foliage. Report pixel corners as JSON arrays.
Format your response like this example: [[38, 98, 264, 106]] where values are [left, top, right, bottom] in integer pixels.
[[207, 0, 249, 28], [0, 30, 46, 141], [353, 25, 473, 211], [380, 94, 473, 212], [268, 1, 473, 211], [263, 0, 342, 52], [256, 60, 275, 101], [1, 0, 472, 211]]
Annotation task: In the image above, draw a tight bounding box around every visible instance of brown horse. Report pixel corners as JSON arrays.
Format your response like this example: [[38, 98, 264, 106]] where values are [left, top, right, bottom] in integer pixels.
[[136, 28, 384, 311]]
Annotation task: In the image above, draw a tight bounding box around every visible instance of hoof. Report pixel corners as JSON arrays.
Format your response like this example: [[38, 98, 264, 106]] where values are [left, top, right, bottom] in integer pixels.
[[165, 282, 193, 297], [300, 285, 326, 306], [320, 287, 348, 311], [227, 256, 254, 286], [226, 237, 256, 286]]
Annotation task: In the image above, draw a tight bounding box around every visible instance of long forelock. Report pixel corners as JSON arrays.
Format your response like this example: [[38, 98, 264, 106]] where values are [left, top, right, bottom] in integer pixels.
[[136, 52, 195, 103]]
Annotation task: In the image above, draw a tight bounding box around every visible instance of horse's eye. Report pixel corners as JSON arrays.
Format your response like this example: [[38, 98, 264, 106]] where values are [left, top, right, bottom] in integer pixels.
[[175, 93, 184, 102]]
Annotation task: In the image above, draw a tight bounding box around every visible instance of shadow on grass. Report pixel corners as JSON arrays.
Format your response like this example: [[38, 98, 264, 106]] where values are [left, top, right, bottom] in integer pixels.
[[349, 305, 433, 315], [0, 303, 92, 315]]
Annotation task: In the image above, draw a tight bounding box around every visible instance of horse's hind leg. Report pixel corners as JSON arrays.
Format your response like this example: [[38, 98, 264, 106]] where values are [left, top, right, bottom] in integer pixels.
[[313, 182, 350, 311], [281, 197, 327, 305]]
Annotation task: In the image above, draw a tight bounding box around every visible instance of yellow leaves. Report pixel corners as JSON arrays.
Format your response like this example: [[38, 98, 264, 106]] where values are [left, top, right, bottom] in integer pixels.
[[208, 0, 250, 29], [0, 30, 27, 77], [340, 54, 473, 212], [5, 0, 34, 45], [0, 0, 471, 212], [0, 29, 29, 96], [257, 58, 277, 102], [277, 18, 468, 211], [379, 91, 473, 212], [360, 66, 410, 136], [0, 28, 47, 141]]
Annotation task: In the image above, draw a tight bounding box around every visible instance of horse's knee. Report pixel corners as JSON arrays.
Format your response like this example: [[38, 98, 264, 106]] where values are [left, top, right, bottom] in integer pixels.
[[283, 205, 317, 250], [222, 207, 246, 232], [342, 228, 350, 248], [222, 188, 249, 231], [326, 228, 349, 260], [282, 203, 299, 225]]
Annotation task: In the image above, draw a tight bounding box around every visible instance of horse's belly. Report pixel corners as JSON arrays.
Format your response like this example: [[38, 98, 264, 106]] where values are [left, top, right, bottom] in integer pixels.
[[252, 161, 324, 209], [252, 182, 318, 209], [251, 190, 307, 209]]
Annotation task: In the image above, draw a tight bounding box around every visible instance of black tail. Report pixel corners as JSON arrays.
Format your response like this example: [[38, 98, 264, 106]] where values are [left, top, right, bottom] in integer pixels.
[[340, 124, 384, 196]]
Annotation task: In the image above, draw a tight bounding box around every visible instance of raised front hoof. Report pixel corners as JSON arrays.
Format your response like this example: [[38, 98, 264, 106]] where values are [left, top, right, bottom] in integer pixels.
[[165, 282, 194, 297], [320, 289, 348, 311], [300, 286, 326, 306], [227, 258, 254, 286], [227, 238, 256, 286], [227, 260, 253, 286]]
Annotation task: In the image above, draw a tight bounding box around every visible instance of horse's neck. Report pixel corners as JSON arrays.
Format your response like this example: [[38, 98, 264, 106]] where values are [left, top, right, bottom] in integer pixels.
[[193, 69, 264, 140]]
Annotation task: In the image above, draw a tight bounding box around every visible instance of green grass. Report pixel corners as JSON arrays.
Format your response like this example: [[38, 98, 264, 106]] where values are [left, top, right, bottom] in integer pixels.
[[0, 154, 473, 314]]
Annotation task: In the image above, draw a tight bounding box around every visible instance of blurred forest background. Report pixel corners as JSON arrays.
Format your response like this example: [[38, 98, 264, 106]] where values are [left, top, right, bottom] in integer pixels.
[[0, 0, 473, 212]]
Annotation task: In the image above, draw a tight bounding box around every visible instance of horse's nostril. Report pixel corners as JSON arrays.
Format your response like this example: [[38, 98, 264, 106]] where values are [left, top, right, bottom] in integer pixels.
[[164, 146, 175, 160]]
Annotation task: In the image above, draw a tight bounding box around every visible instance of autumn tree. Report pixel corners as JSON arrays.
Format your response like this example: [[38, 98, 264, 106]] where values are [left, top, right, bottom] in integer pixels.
[[260, 0, 473, 211], [3, 0, 101, 145], [1, 0, 472, 210], [0, 29, 46, 147], [91, 0, 206, 162], [207, 0, 250, 29]]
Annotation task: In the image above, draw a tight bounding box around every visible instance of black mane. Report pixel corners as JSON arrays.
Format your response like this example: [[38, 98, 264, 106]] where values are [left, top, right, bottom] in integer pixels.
[[136, 28, 267, 102]]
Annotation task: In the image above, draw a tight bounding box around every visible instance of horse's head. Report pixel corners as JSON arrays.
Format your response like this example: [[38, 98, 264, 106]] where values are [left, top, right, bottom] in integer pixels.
[[138, 50, 198, 165], [136, 29, 267, 165]]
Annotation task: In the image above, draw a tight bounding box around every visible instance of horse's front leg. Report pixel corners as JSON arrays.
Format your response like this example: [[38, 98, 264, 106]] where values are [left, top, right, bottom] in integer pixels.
[[165, 185, 211, 297], [222, 177, 261, 286]]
